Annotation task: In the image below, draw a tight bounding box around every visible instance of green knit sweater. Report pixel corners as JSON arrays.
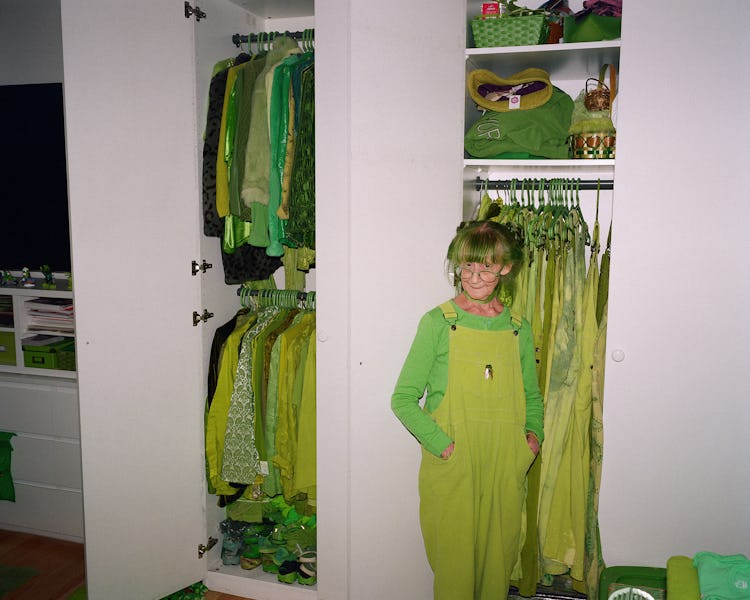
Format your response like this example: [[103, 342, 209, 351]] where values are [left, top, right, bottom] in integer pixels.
[[391, 301, 544, 457]]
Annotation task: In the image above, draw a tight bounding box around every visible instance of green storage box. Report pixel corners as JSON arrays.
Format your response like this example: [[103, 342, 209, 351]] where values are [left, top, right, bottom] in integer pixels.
[[22, 338, 70, 370], [57, 341, 76, 371], [0, 331, 16, 365], [563, 14, 621, 43], [599, 566, 667, 600]]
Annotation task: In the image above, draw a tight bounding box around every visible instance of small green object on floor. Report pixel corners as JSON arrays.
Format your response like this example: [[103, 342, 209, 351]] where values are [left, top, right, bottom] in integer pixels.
[[160, 581, 208, 600], [67, 585, 87, 600], [0, 564, 38, 597]]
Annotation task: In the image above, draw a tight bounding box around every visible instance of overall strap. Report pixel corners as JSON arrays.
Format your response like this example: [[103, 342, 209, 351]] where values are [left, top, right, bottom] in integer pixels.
[[439, 302, 458, 330], [509, 310, 523, 335]]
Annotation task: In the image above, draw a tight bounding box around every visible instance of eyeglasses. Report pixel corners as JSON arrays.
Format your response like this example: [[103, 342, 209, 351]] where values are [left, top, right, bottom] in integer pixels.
[[456, 263, 502, 283]]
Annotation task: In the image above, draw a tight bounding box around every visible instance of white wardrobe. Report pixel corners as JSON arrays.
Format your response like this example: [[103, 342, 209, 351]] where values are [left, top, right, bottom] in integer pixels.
[[54, 0, 750, 599]]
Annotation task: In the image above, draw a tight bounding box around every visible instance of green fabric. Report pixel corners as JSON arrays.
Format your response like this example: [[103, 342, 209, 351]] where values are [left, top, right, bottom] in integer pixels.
[[538, 216, 588, 581], [249, 309, 293, 461], [694, 552, 750, 600], [418, 309, 537, 599], [293, 332, 317, 503], [229, 55, 267, 220], [263, 312, 305, 497], [0, 564, 37, 596], [583, 218, 605, 599], [464, 87, 574, 160], [0, 431, 17, 502], [563, 14, 621, 43], [273, 311, 315, 500], [569, 90, 615, 135], [392, 300, 544, 458], [222, 307, 281, 484], [667, 556, 701, 600], [286, 64, 316, 250], [222, 213, 253, 254], [267, 55, 301, 257], [205, 313, 257, 495], [241, 37, 301, 224]]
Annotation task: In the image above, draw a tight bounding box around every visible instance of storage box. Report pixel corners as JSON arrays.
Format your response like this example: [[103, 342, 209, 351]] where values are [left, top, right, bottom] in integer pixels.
[[471, 14, 549, 47], [599, 566, 667, 600], [57, 341, 76, 371], [0, 331, 16, 365], [22, 338, 70, 370]]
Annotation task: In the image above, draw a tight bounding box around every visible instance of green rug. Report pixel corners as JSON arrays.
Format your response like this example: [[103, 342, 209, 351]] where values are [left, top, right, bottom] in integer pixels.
[[0, 564, 38, 597]]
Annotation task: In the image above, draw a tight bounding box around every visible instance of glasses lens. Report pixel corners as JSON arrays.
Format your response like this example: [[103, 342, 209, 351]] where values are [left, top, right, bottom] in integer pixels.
[[457, 265, 500, 283]]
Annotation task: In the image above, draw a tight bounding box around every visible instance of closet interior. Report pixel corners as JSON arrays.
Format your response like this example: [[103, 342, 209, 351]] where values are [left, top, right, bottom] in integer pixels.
[[194, 3, 319, 598]]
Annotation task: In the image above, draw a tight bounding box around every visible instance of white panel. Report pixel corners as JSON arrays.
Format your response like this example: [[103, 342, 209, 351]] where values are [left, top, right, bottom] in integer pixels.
[[10, 435, 82, 489], [0, 376, 79, 438], [600, 0, 750, 567], [61, 0, 206, 597], [0, 483, 83, 540]]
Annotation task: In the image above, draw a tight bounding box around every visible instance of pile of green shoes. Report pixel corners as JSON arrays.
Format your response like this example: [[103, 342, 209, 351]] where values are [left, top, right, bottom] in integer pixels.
[[220, 497, 318, 586]]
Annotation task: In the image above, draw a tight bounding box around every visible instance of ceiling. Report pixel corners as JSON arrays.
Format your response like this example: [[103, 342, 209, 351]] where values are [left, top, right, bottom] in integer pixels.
[[229, 0, 313, 19]]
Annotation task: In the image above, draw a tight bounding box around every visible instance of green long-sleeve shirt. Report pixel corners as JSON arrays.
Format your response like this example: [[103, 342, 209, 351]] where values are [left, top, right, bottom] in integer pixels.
[[391, 300, 544, 457]]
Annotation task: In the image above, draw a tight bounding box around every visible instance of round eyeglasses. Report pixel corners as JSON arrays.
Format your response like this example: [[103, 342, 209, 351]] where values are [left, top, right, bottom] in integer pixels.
[[456, 264, 502, 283]]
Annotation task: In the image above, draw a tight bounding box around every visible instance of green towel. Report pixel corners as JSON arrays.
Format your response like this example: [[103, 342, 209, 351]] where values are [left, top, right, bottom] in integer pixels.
[[667, 555, 701, 600], [0, 564, 37, 597]]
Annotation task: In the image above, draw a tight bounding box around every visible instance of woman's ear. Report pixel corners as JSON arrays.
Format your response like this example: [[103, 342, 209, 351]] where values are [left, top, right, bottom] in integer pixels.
[[500, 263, 513, 276]]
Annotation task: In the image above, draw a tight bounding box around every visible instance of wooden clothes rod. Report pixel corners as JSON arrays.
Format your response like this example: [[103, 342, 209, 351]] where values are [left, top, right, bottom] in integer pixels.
[[475, 177, 614, 191], [232, 29, 314, 48]]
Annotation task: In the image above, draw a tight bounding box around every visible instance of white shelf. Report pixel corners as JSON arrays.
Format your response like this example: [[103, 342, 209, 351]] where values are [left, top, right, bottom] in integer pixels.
[[0, 282, 76, 378], [466, 41, 620, 79]]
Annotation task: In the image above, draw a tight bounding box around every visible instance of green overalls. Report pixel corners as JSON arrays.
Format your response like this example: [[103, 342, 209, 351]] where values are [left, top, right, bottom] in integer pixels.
[[419, 303, 537, 600]]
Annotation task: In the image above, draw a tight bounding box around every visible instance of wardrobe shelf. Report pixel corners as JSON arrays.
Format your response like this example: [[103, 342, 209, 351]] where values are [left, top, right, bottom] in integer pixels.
[[466, 41, 620, 80]]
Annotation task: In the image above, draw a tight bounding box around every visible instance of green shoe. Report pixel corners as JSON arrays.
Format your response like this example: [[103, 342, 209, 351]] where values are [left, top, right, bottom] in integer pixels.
[[261, 554, 279, 574], [277, 560, 298, 584]]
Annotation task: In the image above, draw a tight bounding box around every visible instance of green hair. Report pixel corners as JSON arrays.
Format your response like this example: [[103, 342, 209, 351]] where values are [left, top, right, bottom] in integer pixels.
[[446, 220, 524, 296]]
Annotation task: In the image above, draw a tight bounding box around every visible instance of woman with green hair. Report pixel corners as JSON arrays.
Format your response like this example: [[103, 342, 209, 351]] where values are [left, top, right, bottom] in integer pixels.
[[392, 220, 544, 600]]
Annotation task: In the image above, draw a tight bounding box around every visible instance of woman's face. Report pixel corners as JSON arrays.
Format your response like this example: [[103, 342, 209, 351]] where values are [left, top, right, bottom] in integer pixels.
[[458, 261, 511, 302]]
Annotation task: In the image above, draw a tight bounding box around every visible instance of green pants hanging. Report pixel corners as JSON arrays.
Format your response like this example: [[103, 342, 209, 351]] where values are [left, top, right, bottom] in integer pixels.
[[419, 305, 536, 600]]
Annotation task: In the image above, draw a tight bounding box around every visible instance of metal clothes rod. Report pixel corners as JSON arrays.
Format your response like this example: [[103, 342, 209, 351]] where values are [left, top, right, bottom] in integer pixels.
[[236, 288, 313, 299], [232, 29, 314, 48], [475, 177, 614, 191]]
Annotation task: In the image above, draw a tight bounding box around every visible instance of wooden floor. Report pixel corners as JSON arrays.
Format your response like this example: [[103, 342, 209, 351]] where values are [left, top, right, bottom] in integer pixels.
[[0, 529, 85, 600], [0, 530, 252, 600]]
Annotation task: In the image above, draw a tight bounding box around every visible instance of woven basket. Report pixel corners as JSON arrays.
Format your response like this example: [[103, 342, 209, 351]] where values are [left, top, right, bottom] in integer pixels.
[[569, 131, 616, 159], [584, 64, 617, 111], [471, 15, 549, 48]]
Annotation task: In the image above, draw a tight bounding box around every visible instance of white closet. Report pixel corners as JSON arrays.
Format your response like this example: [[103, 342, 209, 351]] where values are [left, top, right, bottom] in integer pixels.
[[55, 0, 750, 599]]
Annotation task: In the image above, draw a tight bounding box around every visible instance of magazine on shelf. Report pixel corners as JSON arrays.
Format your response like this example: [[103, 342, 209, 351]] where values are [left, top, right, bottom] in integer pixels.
[[24, 297, 74, 312], [21, 334, 66, 346]]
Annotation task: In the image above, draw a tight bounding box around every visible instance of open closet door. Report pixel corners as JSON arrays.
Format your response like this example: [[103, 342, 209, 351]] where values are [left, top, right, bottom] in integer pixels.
[[61, 1, 207, 598]]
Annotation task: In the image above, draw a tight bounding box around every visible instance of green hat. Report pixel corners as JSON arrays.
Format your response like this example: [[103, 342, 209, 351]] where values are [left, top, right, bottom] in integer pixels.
[[468, 68, 552, 112]]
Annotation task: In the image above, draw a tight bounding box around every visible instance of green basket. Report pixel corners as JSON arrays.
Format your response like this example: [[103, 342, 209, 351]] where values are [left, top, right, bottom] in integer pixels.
[[471, 15, 549, 48]]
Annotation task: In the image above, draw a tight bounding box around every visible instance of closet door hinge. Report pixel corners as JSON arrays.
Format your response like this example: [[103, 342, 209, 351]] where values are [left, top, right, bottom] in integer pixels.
[[193, 309, 214, 327], [184, 1, 206, 21], [191, 259, 213, 276], [198, 537, 218, 558]]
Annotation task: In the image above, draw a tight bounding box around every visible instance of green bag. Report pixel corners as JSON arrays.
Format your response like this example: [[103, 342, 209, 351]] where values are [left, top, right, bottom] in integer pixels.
[[464, 86, 574, 160], [0, 431, 17, 502], [563, 14, 621, 43]]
